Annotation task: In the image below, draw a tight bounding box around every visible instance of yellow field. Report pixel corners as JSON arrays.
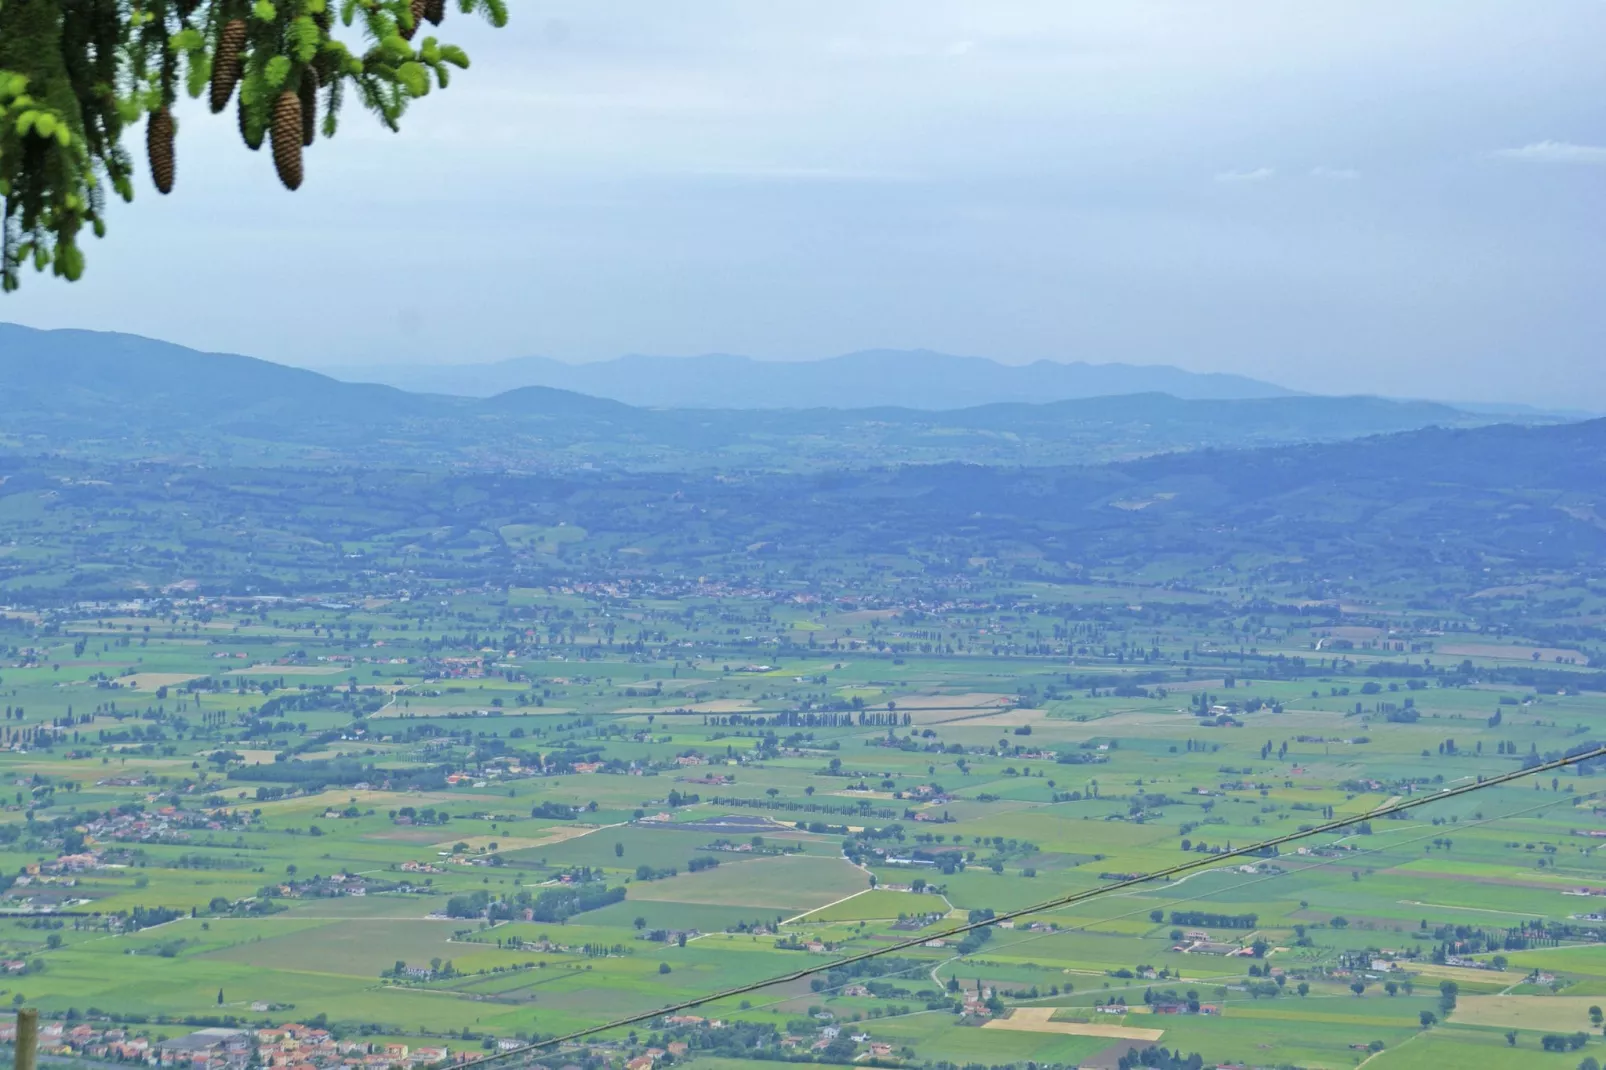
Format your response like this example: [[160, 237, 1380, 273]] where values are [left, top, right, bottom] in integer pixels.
[[228, 664, 349, 675], [897, 691, 1015, 708], [615, 700, 760, 714], [250, 788, 510, 816], [1437, 642, 1581, 662], [368, 706, 574, 719], [226, 749, 282, 766], [1455, 995, 1602, 1032], [1409, 963, 1515, 986], [983, 1008, 1165, 1042], [119, 672, 202, 690], [947, 708, 1049, 727], [431, 827, 599, 854], [885, 693, 1020, 725]]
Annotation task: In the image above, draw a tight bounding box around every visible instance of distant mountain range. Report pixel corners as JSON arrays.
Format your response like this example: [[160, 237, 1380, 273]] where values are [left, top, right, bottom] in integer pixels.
[[2, 322, 1603, 593], [0, 323, 1576, 471], [321, 348, 1299, 408]]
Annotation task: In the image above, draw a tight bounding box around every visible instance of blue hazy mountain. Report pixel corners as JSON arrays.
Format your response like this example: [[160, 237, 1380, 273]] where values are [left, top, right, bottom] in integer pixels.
[[324, 348, 1299, 408], [0, 323, 1568, 471]]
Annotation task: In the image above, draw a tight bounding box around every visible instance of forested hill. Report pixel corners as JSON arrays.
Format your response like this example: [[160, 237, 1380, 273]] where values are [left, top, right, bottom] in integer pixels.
[[6, 321, 1600, 598], [0, 417, 1601, 600], [0, 322, 445, 420], [813, 419, 1606, 571]]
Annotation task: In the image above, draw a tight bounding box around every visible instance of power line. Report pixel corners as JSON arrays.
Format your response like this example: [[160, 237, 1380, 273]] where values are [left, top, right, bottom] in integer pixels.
[[510, 746, 1603, 1055], [705, 785, 1592, 1025], [819, 781, 1595, 1027], [487, 744, 1605, 1060]]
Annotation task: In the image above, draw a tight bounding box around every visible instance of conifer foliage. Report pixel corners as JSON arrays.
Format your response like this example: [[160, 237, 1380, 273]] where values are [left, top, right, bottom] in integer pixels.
[[0, 0, 503, 290]]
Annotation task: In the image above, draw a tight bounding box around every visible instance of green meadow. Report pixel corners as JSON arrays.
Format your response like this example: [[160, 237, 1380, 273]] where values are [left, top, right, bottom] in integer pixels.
[[0, 581, 1593, 1070]]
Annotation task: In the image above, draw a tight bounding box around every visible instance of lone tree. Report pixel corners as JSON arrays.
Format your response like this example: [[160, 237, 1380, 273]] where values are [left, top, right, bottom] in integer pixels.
[[0, 0, 505, 290]]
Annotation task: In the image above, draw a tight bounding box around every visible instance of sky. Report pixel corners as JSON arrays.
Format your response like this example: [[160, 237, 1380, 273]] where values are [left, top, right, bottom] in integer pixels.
[[7, 1, 1606, 406]]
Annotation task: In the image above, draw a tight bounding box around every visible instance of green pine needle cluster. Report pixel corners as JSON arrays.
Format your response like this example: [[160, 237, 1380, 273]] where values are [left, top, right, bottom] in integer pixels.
[[0, 0, 502, 291]]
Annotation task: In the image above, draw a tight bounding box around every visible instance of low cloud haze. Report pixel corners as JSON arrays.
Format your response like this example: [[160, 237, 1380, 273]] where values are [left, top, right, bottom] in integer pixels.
[[9, 1, 1605, 407]]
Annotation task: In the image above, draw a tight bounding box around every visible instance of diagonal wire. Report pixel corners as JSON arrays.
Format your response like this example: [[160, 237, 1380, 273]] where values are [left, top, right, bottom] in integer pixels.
[[484, 744, 1605, 1058], [718, 784, 1594, 1024]]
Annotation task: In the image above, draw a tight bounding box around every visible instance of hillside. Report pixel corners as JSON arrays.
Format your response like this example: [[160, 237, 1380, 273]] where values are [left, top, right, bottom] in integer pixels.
[[326, 347, 1298, 407], [0, 322, 442, 425], [0, 324, 1551, 472], [2, 417, 1603, 599]]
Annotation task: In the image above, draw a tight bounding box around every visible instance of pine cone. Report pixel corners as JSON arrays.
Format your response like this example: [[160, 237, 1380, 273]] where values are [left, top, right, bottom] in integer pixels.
[[423, 0, 444, 26], [270, 90, 304, 190], [400, 0, 426, 39], [239, 94, 264, 150], [210, 19, 247, 113], [299, 67, 318, 146], [146, 108, 175, 194]]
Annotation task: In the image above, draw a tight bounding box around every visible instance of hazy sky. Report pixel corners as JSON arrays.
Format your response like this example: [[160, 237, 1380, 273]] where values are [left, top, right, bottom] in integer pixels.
[[8, 1, 1606, 406]]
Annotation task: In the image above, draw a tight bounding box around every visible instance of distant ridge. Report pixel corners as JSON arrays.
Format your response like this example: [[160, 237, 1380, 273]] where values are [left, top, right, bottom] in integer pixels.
[[0, 322, 434, 419], [0, 323, 1575, 472], [322, 348, 1299, 408]]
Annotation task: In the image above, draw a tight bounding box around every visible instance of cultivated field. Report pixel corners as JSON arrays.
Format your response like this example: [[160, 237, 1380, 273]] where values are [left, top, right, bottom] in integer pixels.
[[0, 578, 1595, 1070]]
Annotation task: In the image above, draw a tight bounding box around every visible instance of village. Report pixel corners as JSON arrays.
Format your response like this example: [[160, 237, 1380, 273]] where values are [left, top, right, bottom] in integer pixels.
[[0, 1019, 460, 1070]]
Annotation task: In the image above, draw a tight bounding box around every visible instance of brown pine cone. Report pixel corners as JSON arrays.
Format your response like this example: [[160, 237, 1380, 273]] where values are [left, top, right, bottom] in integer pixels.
[[423, 0, 445, 25], [147, 108, 175, 194], [210, 19, 247, 113], [400, 0, 425, 39], [270, 90, 304, 190], [298, 67, 318, 146]]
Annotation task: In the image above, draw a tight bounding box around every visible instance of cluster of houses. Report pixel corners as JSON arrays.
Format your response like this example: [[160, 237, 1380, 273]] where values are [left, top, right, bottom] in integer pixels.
[[431, 747, 759, 785], [782, 1027, 892, 1060], [11, 852, 113, 898], [420, 656, 486, 681], [275, 873, 381, 899], [78, 804, 248, 845], [960, 986, 997, 1018], [1091, 998, 1221, 1017], [399, 860, 445, 875], [0, 1020, 459, 1070], [562, 755, 740, 779], [895, 784, 951, 804], [1292, 842, 1360, 859], [639, 1014, 893, 1065], [1169, 931, 1254, 956], [620, 1021, 710, 1070], [677, 772, 734, 786]]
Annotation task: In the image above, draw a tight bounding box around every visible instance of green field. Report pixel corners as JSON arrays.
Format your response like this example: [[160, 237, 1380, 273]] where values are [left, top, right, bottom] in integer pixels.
[[0, 571, 1591, 1070]]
